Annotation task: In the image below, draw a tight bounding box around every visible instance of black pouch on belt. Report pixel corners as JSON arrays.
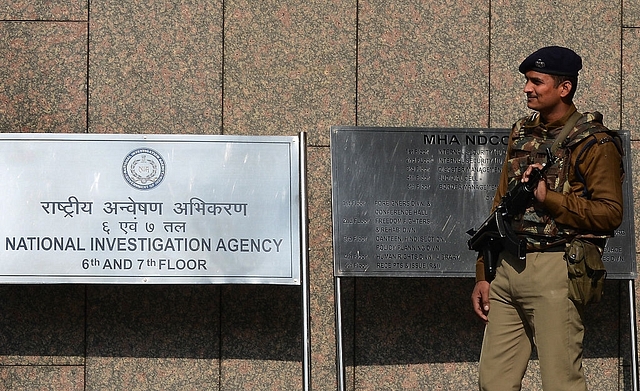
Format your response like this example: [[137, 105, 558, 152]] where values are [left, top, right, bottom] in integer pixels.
[[565, 238, 607, 305]]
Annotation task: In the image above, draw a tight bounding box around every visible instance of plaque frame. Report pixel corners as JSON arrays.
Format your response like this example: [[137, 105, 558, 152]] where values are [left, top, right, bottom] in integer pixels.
[[0, 133, 304, 285], [331, 126, 636, 279]]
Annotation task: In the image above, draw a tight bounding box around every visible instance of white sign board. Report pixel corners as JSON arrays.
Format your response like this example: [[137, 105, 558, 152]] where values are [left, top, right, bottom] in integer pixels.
[[0, 134, 301, 284]]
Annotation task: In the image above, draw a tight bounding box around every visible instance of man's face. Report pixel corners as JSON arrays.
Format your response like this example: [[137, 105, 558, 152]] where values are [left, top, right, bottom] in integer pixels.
[[523, 71, 565, 114]]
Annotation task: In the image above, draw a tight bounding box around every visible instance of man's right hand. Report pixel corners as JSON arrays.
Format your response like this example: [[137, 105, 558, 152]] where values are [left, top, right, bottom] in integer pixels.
[[471, 281, 491, 323]]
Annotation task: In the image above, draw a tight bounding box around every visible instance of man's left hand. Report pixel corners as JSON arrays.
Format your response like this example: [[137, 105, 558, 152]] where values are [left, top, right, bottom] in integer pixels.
[[522, 163, 547, 202]]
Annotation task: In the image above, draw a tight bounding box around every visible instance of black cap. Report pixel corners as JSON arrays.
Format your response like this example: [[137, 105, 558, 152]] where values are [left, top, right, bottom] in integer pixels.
[[518, 46, 582, 77]]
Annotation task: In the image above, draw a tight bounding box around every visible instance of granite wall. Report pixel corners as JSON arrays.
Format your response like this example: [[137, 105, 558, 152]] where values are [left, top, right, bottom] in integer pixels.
[[0, 0, 639, 390]]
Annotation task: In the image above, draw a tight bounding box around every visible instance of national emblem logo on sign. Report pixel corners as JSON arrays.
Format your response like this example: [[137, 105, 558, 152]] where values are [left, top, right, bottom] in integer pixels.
[[122, 148, 166, 190]]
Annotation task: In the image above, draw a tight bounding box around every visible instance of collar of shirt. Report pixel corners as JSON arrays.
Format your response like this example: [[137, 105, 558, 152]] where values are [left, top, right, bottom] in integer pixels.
[[541, 104, 578, 138]]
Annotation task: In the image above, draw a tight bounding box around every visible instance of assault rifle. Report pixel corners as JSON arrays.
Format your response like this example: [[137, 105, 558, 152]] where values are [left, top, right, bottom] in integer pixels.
[[467, 148, 557, 281]]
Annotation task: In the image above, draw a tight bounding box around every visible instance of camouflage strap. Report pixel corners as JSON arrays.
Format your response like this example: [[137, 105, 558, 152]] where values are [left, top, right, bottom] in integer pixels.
[[551, 111, 582, 154]]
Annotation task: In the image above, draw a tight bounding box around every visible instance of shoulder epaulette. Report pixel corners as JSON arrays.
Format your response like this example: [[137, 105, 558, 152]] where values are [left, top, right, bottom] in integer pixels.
[[564, 111, 624, 199], [564, 111, 611, 149]]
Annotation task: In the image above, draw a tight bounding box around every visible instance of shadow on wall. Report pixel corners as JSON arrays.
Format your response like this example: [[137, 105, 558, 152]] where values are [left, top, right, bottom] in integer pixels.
[[0, 284, 302, 361], [0, 279, 629, 364], [341, 278, 627, 365]]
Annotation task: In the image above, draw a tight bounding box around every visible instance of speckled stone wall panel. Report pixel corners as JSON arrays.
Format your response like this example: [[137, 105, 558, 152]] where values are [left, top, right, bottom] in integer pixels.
[[220, 285, 302, 390], [624, 0, 640, 26], [623, 29, 640, 138], [0, 285, 85, 366], [85, 285, 221, 390], [338, 276, 356, 391], [353, 278, 481, 389], [89, 0, 222, 134], [357, 0, 490, 128], [490, 0, 621, 129], [581, 281, 633, 389], [307, 146, 339, 390], [0, 22, 87, 132], [310, 248, 341, 390], [0, 366, 84, 390], [86, 357, 219, 391], [0, 1, 87, 21], [223, 1, 356, 145], [352, 278, 631, 389]]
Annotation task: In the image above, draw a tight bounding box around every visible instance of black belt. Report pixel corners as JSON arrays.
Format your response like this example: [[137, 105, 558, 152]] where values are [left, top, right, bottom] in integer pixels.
[[538, 244, 568, 253]]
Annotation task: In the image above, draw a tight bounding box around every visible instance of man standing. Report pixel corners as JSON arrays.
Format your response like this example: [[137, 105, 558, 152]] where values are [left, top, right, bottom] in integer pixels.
[[471, 46, 624, 390]]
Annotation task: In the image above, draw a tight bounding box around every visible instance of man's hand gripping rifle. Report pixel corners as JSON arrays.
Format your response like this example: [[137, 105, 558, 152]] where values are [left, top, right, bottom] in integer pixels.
[[467, 148, 557, 281]]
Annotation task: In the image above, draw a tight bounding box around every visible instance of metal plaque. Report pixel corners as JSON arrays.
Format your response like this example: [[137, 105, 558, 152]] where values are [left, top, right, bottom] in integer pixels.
[[331, 126, 636, 279], [0, 134, 301, 284]]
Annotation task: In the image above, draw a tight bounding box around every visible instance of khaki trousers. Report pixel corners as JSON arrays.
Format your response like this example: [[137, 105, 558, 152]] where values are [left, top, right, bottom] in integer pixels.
[[478, 251, 586, 391]]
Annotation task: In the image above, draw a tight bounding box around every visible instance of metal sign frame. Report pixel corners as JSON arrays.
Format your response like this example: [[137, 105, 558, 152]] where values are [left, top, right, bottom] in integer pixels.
[[0, 133, 302, 285]]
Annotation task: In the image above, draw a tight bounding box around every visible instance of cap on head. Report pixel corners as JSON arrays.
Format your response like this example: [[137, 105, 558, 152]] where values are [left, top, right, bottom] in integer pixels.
[[518, 46, 582, 77]]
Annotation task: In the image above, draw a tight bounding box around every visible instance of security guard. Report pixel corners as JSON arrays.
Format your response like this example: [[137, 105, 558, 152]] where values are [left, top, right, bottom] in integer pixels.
[[471, 46, 624, 390]]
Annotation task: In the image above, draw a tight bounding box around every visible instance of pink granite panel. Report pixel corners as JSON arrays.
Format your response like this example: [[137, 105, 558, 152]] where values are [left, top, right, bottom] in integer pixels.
[[354, 278, 482, 389], [0, 22, 87, 132], [358, 0, 490, 128], [89, 0, 222, 134], [0, 285, 85, 365], [0, 366, 84, 390], [631, 140, 640, 373], [0, 1, 87, 21], [583, 281, 634, 388], [223, 0, 355, 145], [86, 285, 221, 390], [623, 0, 640, 26], [632, 142, 640, 256], [490, 0, 620, 128], [618, 28, 640, 386], [623, 29, 640, 138], [307, 146, 339, 390], [220, 285, 302, 390], [87, 357, 219, 390], [353, 277, 626, 389]]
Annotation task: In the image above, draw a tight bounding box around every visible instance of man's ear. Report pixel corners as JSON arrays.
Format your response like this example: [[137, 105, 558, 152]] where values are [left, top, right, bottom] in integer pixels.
[[559, 80, 572, 98]]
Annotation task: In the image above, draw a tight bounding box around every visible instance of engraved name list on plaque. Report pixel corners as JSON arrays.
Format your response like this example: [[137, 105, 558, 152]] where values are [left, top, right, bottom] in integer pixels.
[[331, 126, 635, 279]]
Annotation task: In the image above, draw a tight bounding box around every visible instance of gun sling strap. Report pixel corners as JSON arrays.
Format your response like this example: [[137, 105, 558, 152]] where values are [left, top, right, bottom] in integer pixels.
[[551, 110, 582, 154]]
